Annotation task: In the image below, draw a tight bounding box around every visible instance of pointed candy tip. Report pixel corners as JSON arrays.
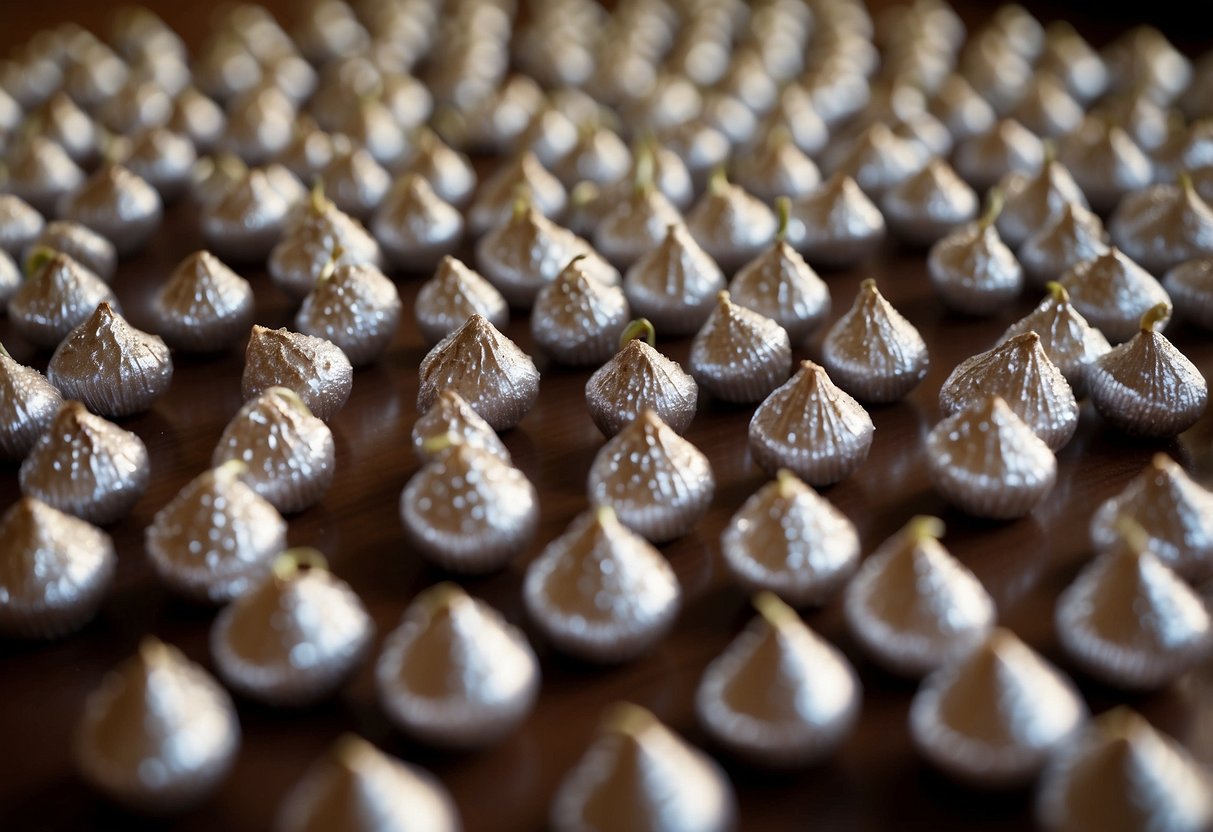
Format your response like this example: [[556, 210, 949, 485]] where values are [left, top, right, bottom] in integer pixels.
[[602, 702, 658, 738], [272, 547, 329, 580], [905, 515, 946, 543]]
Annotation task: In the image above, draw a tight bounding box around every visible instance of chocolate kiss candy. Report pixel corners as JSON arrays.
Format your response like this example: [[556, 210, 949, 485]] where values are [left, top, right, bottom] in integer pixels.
[[593, 171, 685, 270], [724, 199, 826, 345], [909, 628, 1086, 788], [153, 250, 254, 352], [37, 93, 100, 166], [690, 291, 791, 403], [822, 280, 928, 404], [475, 198, 620, 309], [24, 220, 118, 283], [786, 173, 886, 269], [622, 223, 726, 336], [845, 516, 996, 678], [211, 549, 372, 705], [696, 593, 861, 767], [415, 255, 509, 346], [1058, 121, 1153, 214], [926, 396, 1057, 519], [0, 344, 62, 460], [8, 250, 118, 348], [685, 171, 777, 273], [3, 136, 85, 216], [276, 117, 333, 182], [123, 127, 196, 203], [295, 260, 402, 367], [585, 321, 698, 437], [722, 470, 859, 606], [1011, 74, 1084, 139], [0, 497, 115, 638], [1087, 304, 1208, 437], [145, 461, 288, 603], [954, 118, 1045, 193], [883, 158, 979, 247], [468, 151, 568, 236], [940, 332, 1078, 450], [550, 703, 737, 832], [1056, 524, 1211, 690], [400, 439, 538, 574], [1019, 201, 1109, 288], [749, 360, 874, 486], [0, 194, 44, 255], [20, 401, 149, 524], [169, 87, 226, 154], [930, 74, 997, 142], [927, 193, 1024, 316], [74, 638, 240, 814], [375, 582, 540, 749], [275, 735, 462, 832], [1109, 175, 1213, 275], [996, 154, 1088, 248], [732, 128, 822, 205], [371, 174, 464, 272], [242, 326, 353, 422], [1092, 453, 1213, 583], [524, 506, 680, 662], [1036, 708, 1213, 832], [58, 164, 163, 258], [1164, 257, 1213, 329], [1039, 21, 1108, 103], [320, 146, 390, 222], [999, 283, 1111, 397], [656, 120, 732, 194], [830, 122, 926, 201], [532, 255, 630, 366], [47, 302, 173, 418], [413, 390, 510, 465], [588, 409, 714, 543], [417, 314, 540, 431], [201, 168, 292, 262], [1060, 247, 1171, 343], [556, 123, 632, 187], [212, 387, 335, 513], [267, 185, 382, 301], [402, 126, 477, 207]]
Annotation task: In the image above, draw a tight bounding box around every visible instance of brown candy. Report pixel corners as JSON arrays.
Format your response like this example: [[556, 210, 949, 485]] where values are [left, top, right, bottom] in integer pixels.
[[749, 360, 874, 486], [999, 282, 1111, 397], [47, 302, 173, 418], [926, 396, 1057, 519], [939, 332, 1078, 451], [1087, 304, 1208, 437], [696, 593, 861, 766], [0, 344, 63, 460], [295, 261, 402, 367], [531, 256, 630, 366], [417, 314, 540, 431], [689, 291, 792, 403], [8, 250, 118, 349], [414, 255, 509, 346], [153, 250, 255, 353], [0, 497, 115, 638], [241, 325, 353, 422], [58, 164, 163, 258], [212, 387, 335, 513], [20, 401, 149, 525], [400, 440, 538, 574], [587, 409, 715, 543], [74, 638, 240, 814], [585, 322, 699, 436], [145, 461, 287, 603], [211, 549, 372, 705], [524, 506, 680, 662], [721, 470, 860, 606], [822, 279, 928, 404], [844, 516, 996, 678], [375, 583, 540, 749], [622, 223, 726, 336]]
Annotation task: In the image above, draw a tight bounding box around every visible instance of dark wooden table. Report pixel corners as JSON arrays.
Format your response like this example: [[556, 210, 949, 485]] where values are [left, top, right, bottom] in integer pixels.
[[3, 3, 1213, 831]]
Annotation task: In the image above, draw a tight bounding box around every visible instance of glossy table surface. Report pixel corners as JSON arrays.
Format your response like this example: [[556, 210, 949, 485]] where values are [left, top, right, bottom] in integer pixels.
[[3, 3, 1213, 831]]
